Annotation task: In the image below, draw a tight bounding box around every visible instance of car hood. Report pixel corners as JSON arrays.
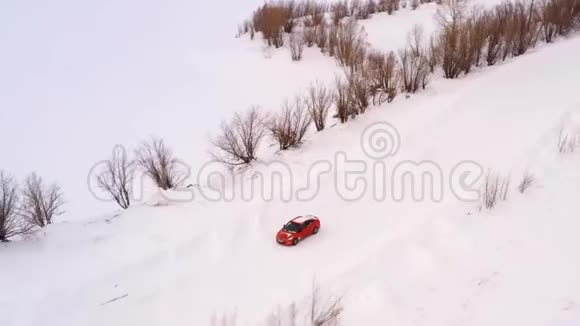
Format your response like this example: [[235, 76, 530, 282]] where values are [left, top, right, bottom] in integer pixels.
[[277, 231, 295, 240]]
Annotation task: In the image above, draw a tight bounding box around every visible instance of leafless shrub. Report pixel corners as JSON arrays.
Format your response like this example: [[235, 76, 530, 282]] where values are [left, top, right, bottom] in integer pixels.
[[316, 24, 329, 51], [436, 0, 470, 78], [366, 0, 378, 15], [21, 173, 64, 227], [328, 26, 339, 56], [399, 26, 430, 91], [466, 8, 487, 68], [253, 3, 289, 48], [97, 146, 134, 209], [268, 97, 312, 150], [306, 82, 334, 131], [331, 1, 349, 25], [555, 0, 580, 35], [484, 9, 506, 65], [558, 129, 577, 153], [539, 0, 559, 42], [309, 282, 344, 326], [310, 2, 329, 26], [334, 77, 354, 123], [506, 0, 541, 57], [384, 0, 401, 14], [333, 21, 367, 71], [304, 27, 317, 47], [366, 50, 399, 105], [411, 0, 420, 10], [481, 171, 510, 210], [211, 107, 267, 167], [518, 172, 535, 193], [289, 32, 306, 61], [352, 0, 372, 19], [427, 35, 439, 72], [398, 47, 430, 93], [347, 72, 370, 115], [135, 138, 185, 190], [0, 172, 33, 241], [407, 25, 425, 57], [346, 70, 370, 114]]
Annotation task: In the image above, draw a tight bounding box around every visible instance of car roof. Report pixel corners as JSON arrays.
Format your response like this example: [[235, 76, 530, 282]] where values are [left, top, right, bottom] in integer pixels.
[[291, 215, 317, 224]]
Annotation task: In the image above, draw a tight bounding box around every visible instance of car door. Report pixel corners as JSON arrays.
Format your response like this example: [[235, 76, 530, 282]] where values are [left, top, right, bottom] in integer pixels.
[[302, 220, 313, 237]]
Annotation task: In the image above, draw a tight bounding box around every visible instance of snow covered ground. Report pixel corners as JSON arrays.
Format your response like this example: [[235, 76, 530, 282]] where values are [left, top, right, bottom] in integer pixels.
[[2, 1, 580, 326]]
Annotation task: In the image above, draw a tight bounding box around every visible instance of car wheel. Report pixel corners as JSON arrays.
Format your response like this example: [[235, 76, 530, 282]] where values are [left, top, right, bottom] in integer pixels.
[[293, 238, 299, 246], [313, 227, 319, 234]]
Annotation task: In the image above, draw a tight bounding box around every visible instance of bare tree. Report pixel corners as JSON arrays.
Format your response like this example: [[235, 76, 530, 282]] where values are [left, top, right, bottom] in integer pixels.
[[211, 107, 267, 167], [97, 145, 134, 209], [21, 173, 64, 227], [268, 97, 312, 150], [135, 138, 185, 190], [0, 172, 33, 241], [306, 82, 334, 131], [289, 31, 306, 61]]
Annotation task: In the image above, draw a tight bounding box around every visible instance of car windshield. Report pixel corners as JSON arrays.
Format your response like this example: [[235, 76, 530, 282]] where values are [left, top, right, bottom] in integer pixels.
[[283, 222, 301, 233]]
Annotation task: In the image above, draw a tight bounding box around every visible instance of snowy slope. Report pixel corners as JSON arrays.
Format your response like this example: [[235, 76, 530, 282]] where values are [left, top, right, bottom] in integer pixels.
[[2, 2, 580, 326]]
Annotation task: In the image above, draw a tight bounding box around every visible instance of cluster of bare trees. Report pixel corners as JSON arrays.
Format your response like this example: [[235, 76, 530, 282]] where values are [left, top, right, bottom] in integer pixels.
[[96, 138, 186, 210], [211, 84, 335, 167], [238, 0, 437, 61], [0, 171, 64, 241], [222, 0, 580, 168], [437, 0, 580, 78]]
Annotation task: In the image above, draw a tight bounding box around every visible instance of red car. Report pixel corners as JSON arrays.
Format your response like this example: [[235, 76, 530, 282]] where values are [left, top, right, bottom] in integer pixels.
[[276, 215, 320, 246]]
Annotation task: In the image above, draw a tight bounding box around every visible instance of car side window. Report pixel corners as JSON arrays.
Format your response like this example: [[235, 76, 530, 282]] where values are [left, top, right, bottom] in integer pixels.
[[303, 220, 311, 228]]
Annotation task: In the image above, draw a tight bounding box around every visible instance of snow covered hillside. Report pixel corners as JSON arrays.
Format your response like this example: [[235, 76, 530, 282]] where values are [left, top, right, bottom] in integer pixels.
[[2, 0, 580, 326]]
